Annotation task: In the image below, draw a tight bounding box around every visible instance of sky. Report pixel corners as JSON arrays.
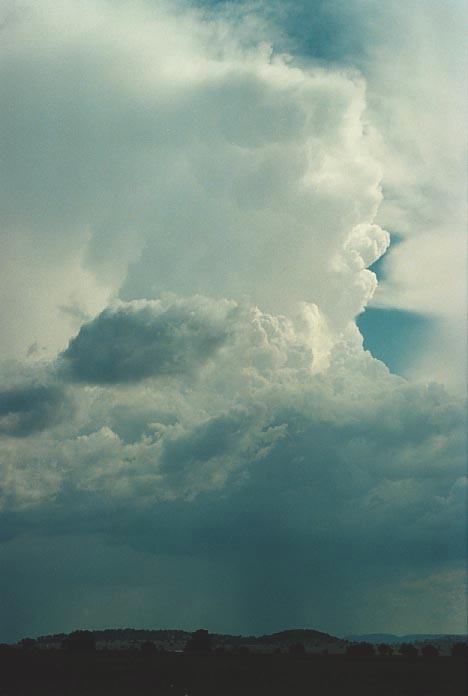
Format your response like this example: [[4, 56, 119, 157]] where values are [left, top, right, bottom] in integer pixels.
[[0, 0, 466, 642]]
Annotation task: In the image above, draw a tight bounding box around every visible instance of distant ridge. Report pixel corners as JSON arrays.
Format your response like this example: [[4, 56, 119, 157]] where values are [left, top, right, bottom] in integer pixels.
[[29, 627, 347, 653], [21, 628, 466, 655]]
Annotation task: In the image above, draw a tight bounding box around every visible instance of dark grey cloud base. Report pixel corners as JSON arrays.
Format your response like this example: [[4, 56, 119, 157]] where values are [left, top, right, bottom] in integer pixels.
[[59, 301, 230, 384], [0, 297, 465, 641]]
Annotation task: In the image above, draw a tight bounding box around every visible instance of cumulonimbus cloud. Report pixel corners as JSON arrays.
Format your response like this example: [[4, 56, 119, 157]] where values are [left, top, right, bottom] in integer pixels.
[[0, 0, 465, 638]]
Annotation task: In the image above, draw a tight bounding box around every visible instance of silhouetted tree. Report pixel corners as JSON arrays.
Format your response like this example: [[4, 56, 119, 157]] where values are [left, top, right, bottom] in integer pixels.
[[288, 642, 306, 657], [347, 642, 375, 657], [19, 638, 37, 651], [399, 643, 418, 657], [377, 643, 393, 656], [62, 630, 96, 653], [421, 644, 439, 658], [184, 629, 212, 653], [451, 642, 468, 658]]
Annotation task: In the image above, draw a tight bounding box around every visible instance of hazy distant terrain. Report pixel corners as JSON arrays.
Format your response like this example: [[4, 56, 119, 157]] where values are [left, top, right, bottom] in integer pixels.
[[346, 634, 468, 656]]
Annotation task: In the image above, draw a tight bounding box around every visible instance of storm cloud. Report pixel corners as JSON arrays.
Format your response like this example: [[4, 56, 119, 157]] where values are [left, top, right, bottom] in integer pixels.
[[0, 299, 465, 639], [0, 0, 465, 642]]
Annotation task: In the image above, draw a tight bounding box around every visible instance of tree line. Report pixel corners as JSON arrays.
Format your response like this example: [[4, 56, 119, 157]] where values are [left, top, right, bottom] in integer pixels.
[[11, 629, 468, 658]]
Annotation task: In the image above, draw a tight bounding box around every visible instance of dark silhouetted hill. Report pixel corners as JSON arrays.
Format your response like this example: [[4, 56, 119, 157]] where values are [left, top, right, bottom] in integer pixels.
[[28, 627, 347, 653], [22, 628, 466, 656]]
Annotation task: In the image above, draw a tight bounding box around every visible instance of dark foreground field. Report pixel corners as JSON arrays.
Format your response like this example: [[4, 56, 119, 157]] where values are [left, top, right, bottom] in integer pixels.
[[0, 651, 466, 696]]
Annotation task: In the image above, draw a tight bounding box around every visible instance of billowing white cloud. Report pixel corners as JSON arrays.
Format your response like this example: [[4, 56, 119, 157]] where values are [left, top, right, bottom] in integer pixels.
[[204, 0, 467, 390], [0, 0, 389, 363]]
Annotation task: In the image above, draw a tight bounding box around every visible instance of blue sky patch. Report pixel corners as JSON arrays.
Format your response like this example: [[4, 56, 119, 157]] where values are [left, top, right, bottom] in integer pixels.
[[357, 308, 434, 375]]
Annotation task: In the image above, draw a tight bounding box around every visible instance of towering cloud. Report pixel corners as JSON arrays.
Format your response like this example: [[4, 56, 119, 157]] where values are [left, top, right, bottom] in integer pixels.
[[0, 0, 465, 641], [0, 0, 390, 362]]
